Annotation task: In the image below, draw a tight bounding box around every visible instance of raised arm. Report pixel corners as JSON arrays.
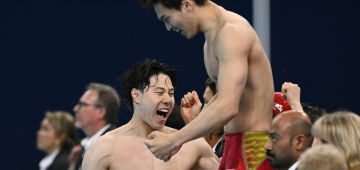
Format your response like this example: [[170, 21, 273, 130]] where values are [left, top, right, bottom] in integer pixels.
[[281, 82, 303, 111]]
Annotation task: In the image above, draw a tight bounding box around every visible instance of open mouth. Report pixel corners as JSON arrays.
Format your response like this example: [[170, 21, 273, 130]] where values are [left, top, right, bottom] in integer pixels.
[[156, 109, 168, 122]]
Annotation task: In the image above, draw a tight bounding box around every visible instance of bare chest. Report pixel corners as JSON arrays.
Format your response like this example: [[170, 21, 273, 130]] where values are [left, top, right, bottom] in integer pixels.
[[204, 41, 219, 82], [110, 142, 197, 170]]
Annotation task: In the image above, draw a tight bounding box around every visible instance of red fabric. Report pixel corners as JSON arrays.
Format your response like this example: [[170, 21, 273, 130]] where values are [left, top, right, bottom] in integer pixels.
[[273, 92, 292, 117], [256, 157, 277, 170], [219, 133, 246, 170], [218, 133, 278, 170]]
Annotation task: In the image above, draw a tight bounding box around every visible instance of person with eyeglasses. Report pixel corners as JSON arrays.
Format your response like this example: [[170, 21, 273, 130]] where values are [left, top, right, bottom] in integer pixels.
[[68, 82, 120, 170]]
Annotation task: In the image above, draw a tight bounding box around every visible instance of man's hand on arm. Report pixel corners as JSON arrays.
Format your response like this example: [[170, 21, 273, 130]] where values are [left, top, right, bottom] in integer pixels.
[[145, 131, 182, 162]]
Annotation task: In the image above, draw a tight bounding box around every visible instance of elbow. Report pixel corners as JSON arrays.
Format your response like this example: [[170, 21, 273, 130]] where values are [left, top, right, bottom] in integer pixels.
[[221, 104, 239, 119], [228, 107, 239, 118]]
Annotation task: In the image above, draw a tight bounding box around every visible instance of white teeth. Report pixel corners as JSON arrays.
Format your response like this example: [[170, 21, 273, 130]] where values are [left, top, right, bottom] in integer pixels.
[[158, 109, 168, 113]]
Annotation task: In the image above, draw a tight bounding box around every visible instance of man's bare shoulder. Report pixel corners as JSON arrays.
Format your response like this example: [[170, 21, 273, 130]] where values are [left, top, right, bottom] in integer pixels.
[[82, 134, 116, 170], [217, 22, 254, 45], [86, 133, 116, 157]]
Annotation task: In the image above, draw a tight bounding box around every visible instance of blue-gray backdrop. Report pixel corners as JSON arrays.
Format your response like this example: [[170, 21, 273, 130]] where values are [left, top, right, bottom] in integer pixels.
[[1, 0, 359, 169]]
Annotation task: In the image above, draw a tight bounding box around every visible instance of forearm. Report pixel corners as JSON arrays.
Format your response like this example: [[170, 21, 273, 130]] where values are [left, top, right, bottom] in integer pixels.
[[174, 99, 237, 146]]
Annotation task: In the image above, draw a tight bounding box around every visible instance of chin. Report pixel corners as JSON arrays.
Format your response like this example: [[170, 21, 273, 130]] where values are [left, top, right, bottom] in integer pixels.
[[185, 33, 195, 39], [75, 122, 83, 128], [153, 123, 165, 130]]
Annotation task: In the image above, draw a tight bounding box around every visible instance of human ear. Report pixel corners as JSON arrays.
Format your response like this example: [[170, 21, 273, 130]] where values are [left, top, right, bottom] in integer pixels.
[[182, 0, 193, 12], [131, 88, 141, 104]]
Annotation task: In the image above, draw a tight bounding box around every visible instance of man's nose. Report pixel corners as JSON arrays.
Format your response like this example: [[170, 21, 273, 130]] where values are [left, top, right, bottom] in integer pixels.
[[73, 104, 79, 113], [162, 94, 172, 105], [264, 139, 272, 150], [165, 23, 172, 31]]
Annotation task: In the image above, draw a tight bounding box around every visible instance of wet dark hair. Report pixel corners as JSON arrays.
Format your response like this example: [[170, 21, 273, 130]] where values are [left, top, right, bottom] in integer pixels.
[[205, 78, 217, 94], [138, 0, 207, 10], [301, 103, 326, 123], [120, 59, 176, 111]]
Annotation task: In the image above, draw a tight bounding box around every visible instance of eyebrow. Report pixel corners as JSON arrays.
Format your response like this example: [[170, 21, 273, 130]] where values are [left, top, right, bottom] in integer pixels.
[[153, 87, 174, 91], [159, 15, 169, 22], [269, 133, 279, 138]]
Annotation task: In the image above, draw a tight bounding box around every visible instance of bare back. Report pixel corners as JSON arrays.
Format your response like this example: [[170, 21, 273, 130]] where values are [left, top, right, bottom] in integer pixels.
[[204, 9, 274, 133], [82, 125, 219, 170]]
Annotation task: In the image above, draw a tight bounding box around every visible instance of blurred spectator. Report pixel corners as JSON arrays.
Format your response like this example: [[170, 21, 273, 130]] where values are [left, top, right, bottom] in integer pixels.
[[69, 82, 119, 170], [298, 144, 348, 170], [311, 111, 360, 170], [37, 111, 79, 170], [300, 103, 326, 123]]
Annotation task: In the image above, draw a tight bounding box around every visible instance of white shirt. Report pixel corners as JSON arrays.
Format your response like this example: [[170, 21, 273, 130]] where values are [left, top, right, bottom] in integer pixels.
[[81, 124, 111, 153], [212, 136, 224, 152], [39, 148, 60, 170], [288, 161, 299, 170]]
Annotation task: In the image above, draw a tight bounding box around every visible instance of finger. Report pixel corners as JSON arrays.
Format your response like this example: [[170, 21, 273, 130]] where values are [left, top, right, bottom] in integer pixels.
[[147, 132, 156, 139], [163, 155, 171, 162], [144, 141, 152, 149], [184, 94, 192, 107], [181, 98, 186, 107], [192, 91, 202, 105]]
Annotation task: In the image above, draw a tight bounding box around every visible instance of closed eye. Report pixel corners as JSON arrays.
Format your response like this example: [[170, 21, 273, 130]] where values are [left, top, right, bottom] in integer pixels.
[[155, 92, 163, 95]]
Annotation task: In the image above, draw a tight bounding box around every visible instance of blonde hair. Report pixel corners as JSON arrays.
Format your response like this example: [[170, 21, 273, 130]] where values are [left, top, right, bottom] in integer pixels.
[[45, 111, 79, 151], [298, 144, 348, 170], [312, 111, 360, 170]]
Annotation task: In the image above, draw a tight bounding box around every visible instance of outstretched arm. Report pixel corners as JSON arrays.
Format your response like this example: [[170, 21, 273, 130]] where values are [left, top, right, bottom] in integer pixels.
[[145, 24, 253, 161]]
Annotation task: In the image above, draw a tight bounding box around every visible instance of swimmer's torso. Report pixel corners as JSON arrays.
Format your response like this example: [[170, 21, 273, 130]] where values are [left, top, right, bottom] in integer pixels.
[[203, 10, 274, 134], [82, 127, 218, 170], [109, 136, 199, 170]]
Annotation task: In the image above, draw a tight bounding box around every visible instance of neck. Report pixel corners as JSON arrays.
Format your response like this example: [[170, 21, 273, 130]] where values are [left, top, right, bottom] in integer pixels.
[[196, 1, 225, 35], [45, 145, 59, 155], [125, 113, 161, 138], [84, 121, 107, 137]]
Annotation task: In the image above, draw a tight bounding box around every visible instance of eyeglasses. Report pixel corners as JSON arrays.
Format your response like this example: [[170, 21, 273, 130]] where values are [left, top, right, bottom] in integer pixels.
[[320, 138, 328, 144], [76, 101, 102, 109]]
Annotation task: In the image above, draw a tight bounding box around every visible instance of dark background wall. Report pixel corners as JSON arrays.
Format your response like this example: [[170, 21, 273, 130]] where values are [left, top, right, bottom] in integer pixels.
[[1, 0, 359, 169]]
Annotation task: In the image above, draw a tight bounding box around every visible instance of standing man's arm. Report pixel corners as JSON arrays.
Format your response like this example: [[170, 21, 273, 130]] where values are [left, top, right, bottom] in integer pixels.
[[145, 25, 254, 161]]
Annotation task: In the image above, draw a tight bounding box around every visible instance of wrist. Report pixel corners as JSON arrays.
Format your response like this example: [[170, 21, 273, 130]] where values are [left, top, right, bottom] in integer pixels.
[[171, 130, 186, 147], [290, 102, 303, 111]]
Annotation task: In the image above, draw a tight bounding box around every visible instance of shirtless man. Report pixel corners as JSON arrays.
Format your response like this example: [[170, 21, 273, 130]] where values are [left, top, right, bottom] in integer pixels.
[[82, 60, 219, 170], [138, 1, 274, 169]]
